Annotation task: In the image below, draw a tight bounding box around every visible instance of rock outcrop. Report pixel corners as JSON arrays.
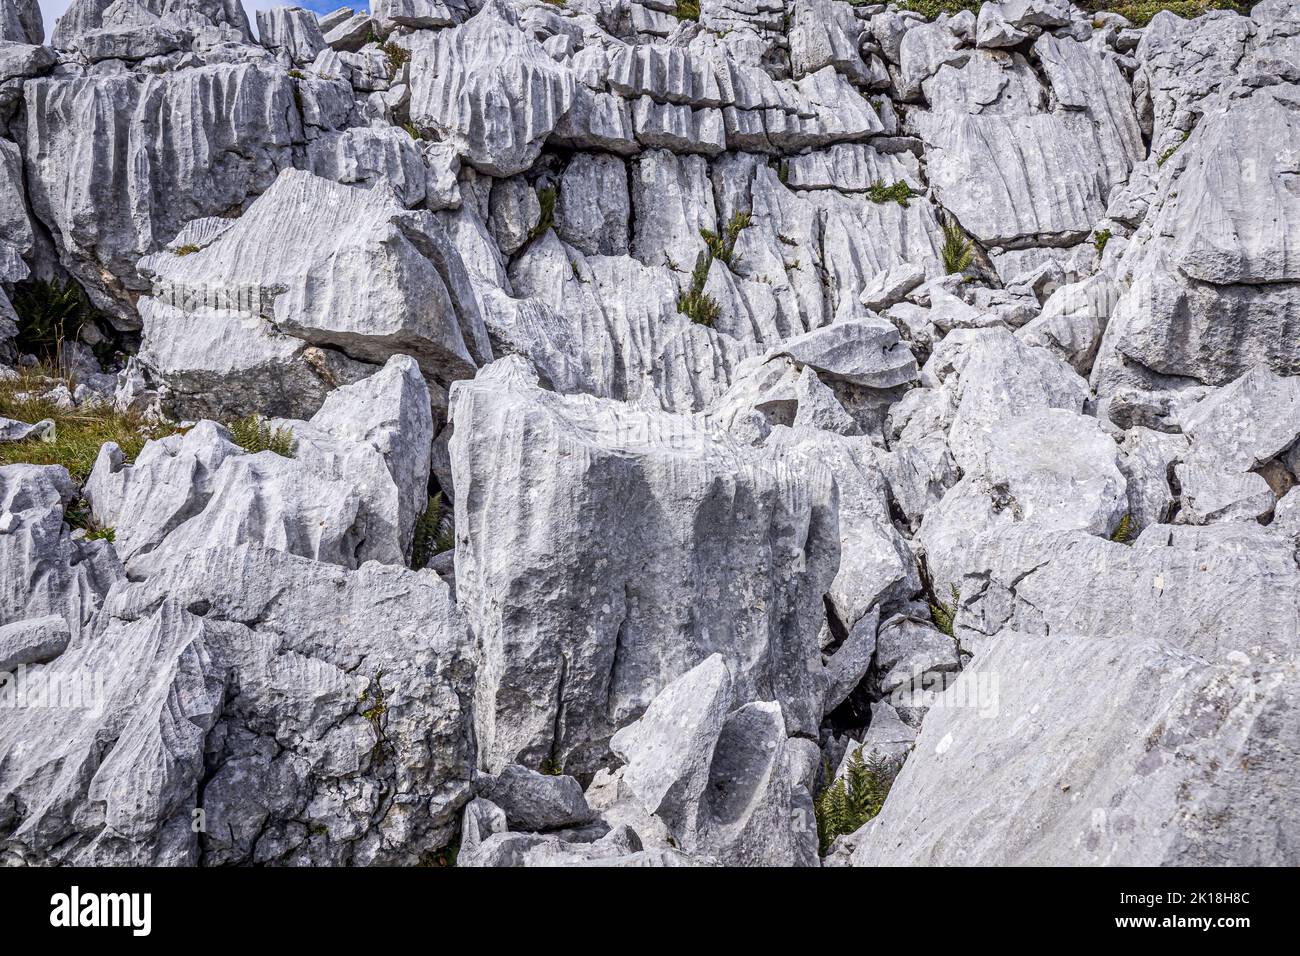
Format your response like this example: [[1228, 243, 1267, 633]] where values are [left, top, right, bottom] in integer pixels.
[[1, 0, 1297, 869]]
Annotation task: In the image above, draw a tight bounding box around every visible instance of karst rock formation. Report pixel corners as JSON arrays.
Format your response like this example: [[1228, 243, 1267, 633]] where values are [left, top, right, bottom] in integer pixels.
[[0, 0, 1297, 867]]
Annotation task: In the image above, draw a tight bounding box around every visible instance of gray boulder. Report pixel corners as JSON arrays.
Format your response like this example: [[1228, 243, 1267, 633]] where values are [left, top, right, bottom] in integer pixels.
[[137, 168, 490, 419], [0, 543, 474, 865], [477, 764, 595, 833], [450, 357, 837, 773], [852, 627, 1299, 866]]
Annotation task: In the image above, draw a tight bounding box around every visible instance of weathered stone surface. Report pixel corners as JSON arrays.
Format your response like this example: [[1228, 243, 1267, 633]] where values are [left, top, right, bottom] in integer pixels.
[[451, 357, 837, 773], [24, 63, 301, 323], [257, 6, 324, 65], [0, 543, 473, 865], [87, 356, 432, 574], [556, 153, 630, 256], [915, 35, 1142, 245], [1, 0, 41, 44], [1, 465, 121, 644], [610, 655, 820, 867], [764, 317, 918, 390], [0, 613, 69, 671], [408, 0, 576, 176], [477, 764, 594, 833], [852, 627, 1299, 866], [137, 168, 489, 418]]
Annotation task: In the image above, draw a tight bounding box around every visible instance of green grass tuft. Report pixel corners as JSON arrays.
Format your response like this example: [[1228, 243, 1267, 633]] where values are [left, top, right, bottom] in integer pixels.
[[227, 414, 295, 457], [674, 0, 700, 20], [0, 368, 166, 482], [1094, 229, 1112, 254], [1109, 513, 1136, 544]]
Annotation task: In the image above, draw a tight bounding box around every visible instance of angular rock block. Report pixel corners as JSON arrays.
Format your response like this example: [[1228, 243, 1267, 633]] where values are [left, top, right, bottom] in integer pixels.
[[137, 168, 490, 419], [450, 357, 838, 774]]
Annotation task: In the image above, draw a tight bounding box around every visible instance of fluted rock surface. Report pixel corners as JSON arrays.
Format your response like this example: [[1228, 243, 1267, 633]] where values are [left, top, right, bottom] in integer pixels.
[[1, 0, 1298, 870], [450, 357, 837, 774]]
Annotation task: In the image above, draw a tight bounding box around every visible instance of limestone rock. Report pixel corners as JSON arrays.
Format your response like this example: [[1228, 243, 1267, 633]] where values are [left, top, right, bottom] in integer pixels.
[[450, 357, 837, 773]]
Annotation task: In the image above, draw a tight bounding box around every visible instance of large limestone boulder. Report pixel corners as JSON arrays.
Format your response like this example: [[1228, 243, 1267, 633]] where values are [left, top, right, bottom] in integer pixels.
[[0, 465, 122, 644], [913, 34, 1142, 244], [86, 355, 433, 574], [136, 169, 491, 419], [851, 626, 1299, 866], [450, 357, 838, 774], [23, 63, 302, 323], [408, 0, 577, 177], [609, 655, 821, 867], [0, 0, 41, 45]]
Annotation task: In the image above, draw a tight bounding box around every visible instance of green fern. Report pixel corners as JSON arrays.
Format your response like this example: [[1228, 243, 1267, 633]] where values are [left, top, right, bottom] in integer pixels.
[[228, 414, 295, 457], [866, 180, 918, 208], [11, 279, 91, 364], [382, 41, 409, 76], [930, 583, 960, 638], [699, 211, 752, 270], [940, 222, 974, 275], [677, 250, 721, 326], [815, 748, 896, 854], [412, 492, 455, 570]]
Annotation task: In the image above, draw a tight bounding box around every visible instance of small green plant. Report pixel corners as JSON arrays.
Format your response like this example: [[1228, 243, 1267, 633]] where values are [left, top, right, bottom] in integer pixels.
[[539, 757, 564, 776], [894, 0, 980, 15], [1080, 1, 1247, 28], [542, 0, 566, 6], [228, 414, 295, 457], [1156, 130, 1189, 167], [288, 69, 305, 80], [528, 185, 557, 241], [699, 210, 751, 270], [929, 584, 959, 637], [676, 250, 721, 326], [1094, 229, 1112, 254], [866, 179, 918, 208], [401, 122, 422, 140], [11, 279, 90, 365], [359, 671, 392, 765], [173, 244, 201, 256], [940, 221, 974, 275], [777, 160, 789, 185], [1110, 513, 1135, 544], [382, 40, 410, 76], [674, 0, 700, 20], [814, 748, 896, 854], [85, 526, 116, 542], [411, 492, 455, 570]]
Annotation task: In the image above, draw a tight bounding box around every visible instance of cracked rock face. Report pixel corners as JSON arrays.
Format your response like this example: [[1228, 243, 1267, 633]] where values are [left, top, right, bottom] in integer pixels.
[[1, 0, 1299, 868]]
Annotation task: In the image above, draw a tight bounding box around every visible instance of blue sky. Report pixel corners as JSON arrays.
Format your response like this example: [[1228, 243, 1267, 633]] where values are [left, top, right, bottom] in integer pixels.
[[34, 2, 354, 40]]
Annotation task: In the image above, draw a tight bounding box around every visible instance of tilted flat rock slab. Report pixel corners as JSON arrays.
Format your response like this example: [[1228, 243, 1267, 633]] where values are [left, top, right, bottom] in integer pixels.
[[852, 627, 1299, 866]]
